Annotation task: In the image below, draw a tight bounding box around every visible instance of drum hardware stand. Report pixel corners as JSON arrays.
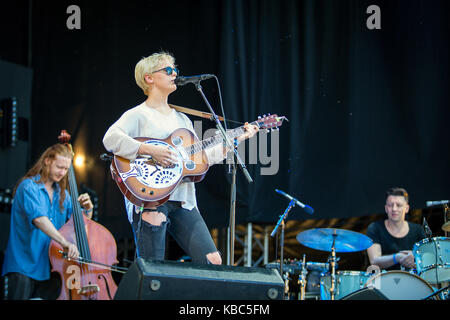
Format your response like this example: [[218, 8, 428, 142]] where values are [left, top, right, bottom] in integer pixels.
[[443, 204, 449, 237], [270, 199, 296, 298], [328, 231, 338, 301], [192, 81, 253, 266], [422, 284, 450, 300], [299, 254, 307, 300]]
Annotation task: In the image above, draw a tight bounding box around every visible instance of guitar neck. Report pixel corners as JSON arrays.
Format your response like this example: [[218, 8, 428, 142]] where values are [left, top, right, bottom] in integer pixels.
[[184, 121, 258, 156]]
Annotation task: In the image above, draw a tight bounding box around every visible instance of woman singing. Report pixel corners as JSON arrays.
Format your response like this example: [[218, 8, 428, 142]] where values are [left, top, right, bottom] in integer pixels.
[[103, 51, 258, 265]]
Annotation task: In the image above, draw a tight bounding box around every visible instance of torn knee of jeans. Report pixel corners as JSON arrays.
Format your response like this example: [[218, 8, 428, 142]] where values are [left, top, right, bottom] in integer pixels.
[[142, 211, 167, 227], [206, 251, 222, 265]]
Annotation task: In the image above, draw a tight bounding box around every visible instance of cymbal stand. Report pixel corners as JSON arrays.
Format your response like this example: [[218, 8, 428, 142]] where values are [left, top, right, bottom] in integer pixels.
[[444, 204, 449, 237], [299, 254, 307, 300], [271, 199, 296, 297], [329, 231, 338, 301]]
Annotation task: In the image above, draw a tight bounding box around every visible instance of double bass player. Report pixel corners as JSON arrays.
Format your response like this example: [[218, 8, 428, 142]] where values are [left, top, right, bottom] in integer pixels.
[[1, 143, 93, 300]]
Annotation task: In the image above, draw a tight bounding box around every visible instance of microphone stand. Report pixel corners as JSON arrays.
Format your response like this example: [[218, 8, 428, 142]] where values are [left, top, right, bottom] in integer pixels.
[[270, 199, 296, 297], [193, 81, 253, 266]]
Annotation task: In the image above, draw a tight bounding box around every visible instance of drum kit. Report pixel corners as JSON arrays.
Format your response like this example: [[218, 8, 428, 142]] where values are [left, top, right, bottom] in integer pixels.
[[268, 222, 450, 300]]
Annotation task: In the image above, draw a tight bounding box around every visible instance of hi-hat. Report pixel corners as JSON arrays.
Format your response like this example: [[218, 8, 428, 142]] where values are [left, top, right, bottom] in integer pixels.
[[296, 228, 373, 253]]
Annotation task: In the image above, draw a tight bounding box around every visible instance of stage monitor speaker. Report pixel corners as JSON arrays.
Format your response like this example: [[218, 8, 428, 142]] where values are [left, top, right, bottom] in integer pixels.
[[340, 287, 388, 300], [114, 258, 284, 300]]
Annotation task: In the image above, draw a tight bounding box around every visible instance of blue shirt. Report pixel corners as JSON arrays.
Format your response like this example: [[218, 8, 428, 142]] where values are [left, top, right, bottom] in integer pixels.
[[2, 175, 73, 281]]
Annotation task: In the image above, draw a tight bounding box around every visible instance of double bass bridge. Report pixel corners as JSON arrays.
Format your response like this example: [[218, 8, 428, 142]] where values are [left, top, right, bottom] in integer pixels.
[[78, 284, 100, 296]]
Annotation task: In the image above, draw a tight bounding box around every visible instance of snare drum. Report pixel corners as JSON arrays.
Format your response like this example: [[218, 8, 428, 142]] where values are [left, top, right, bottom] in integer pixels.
[[365, 270, 436, 300], [413, 237, 450, 284], [320, 271, 370, 300]]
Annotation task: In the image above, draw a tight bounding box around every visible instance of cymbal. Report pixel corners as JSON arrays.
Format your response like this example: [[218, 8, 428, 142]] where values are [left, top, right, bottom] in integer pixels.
[[442, 221, 450, 232], [296, 228, 373, 253]]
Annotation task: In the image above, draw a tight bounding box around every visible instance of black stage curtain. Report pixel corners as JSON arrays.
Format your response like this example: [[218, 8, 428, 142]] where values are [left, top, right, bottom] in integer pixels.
[[200, 0, 450, 227], [1, 1, 449, 235]]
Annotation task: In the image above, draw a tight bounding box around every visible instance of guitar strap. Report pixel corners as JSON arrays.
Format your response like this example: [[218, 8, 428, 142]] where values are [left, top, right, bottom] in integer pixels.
[[169, 104, 224, 122]]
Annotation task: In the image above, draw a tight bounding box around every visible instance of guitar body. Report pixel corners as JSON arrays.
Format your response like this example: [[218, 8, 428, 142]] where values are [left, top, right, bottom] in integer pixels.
[[110, 128, 210, 208]]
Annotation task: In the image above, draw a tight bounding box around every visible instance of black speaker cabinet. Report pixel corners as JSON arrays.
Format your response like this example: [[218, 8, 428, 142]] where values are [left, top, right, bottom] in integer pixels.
[[114, 258, 284, 300]]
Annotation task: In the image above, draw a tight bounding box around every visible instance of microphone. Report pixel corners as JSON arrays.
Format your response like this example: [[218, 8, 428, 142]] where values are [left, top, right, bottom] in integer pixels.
[[426, 200, 449, 207], [174, 74, 215, 86], [275, 189, 314, 215], [423, 217, 433, 238]]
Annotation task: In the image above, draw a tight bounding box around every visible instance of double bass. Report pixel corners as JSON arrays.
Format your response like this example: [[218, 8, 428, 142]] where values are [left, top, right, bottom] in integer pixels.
[[49, 130, 119, 300]]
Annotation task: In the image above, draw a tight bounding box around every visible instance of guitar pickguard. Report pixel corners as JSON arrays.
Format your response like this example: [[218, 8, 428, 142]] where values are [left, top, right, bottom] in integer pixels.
[[119, 140, 183, 189]]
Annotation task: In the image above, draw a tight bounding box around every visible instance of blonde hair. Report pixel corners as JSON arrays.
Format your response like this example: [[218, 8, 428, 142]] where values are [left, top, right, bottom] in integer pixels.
[[135, 51, 176, 95]]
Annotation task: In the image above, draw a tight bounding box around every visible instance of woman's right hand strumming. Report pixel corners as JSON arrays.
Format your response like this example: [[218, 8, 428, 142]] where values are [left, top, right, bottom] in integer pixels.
[[138, 143, 178, 167]]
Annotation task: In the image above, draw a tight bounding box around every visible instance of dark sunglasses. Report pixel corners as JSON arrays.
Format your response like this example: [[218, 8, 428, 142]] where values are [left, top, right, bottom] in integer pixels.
[[152, 66, 180, 76]]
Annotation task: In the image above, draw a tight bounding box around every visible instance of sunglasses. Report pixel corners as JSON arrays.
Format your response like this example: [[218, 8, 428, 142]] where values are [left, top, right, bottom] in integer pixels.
[[152, 66, 180, 76]]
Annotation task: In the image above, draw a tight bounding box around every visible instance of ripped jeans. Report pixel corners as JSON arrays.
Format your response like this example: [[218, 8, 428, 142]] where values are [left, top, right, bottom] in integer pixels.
[[131, 201, 219, 264]]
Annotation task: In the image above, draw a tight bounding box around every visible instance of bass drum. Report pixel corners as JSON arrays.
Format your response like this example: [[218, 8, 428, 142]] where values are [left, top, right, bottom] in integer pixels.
[[364, 270, 437, 300]]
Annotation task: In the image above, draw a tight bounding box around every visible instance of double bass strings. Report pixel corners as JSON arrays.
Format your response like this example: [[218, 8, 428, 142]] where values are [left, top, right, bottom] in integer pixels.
[[67, 163, 98, 295]]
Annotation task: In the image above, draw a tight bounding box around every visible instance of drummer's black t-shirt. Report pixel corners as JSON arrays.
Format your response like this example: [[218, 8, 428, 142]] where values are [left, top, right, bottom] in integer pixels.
[[366, 220, 426, 270]]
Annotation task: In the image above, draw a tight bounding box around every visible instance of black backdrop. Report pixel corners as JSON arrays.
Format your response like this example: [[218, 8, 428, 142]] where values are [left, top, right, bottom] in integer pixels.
[[1, 0, 449, 239]]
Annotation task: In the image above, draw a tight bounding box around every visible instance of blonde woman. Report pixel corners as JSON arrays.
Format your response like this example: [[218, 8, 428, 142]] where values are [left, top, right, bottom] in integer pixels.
[[103, 51, 258, 265]]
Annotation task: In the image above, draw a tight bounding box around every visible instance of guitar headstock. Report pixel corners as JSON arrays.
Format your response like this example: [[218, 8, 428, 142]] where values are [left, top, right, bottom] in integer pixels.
[[255, 114, 288, 132]]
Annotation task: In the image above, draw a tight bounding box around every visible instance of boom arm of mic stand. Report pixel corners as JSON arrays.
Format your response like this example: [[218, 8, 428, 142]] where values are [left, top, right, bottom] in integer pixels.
[[194, 82, 253, 183], [271, 199, 296, 237], [193, 81, 252, 266]]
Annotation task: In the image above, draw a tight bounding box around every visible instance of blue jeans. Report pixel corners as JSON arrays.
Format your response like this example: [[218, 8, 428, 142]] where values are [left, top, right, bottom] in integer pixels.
[[131, 201, 218, 264]]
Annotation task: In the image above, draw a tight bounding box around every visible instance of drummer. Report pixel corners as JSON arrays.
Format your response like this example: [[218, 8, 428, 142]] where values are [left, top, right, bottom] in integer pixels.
[[366, 187, 426, 271]]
